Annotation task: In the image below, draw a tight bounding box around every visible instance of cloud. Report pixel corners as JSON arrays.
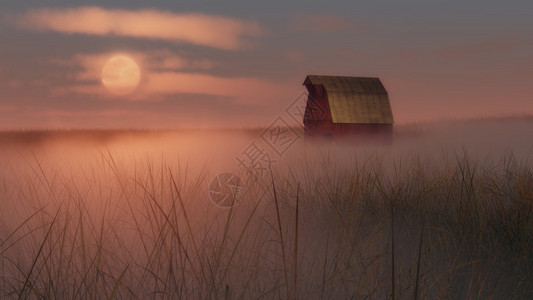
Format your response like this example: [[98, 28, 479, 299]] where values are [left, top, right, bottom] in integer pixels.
[[145, 50, 216, 71], [56, 52, 294, 105], [13, 6, 262, 49], [291, 13, 352, 33], [67, 50, 215, 82], [144, 72, 291, 104]]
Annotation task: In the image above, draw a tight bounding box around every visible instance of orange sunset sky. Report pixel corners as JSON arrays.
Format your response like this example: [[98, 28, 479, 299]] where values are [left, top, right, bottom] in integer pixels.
[[1, 1, 532, 129]]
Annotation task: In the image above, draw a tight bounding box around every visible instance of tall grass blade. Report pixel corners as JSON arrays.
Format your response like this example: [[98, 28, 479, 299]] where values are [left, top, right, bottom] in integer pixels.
[[414, 225, 424, 300], [271, 170, 289, 298], [108, 265, 129, 300], [293, 183, 300, 300], [18, 204, 62, 299]]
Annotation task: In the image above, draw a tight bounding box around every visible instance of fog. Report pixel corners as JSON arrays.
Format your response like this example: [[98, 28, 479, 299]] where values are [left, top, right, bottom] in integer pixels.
[[1, 118, 532, 225], [2, 118, 532, 238], [2, 117, 533, 173], [0, 117, 532, 298]]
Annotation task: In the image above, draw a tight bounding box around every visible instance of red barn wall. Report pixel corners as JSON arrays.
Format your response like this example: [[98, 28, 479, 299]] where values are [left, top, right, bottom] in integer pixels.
[[303, 84, 331, 124], [303, 83, 393, 143], [305, 121, 393, 143]]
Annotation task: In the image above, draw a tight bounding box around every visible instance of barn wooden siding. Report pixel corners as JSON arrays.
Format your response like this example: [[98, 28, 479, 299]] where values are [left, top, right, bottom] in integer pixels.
[[303, 75, 394, 142]]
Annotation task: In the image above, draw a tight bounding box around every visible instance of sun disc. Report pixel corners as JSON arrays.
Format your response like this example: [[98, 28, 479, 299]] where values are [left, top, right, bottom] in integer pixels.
[[101, 55, 141, 95]]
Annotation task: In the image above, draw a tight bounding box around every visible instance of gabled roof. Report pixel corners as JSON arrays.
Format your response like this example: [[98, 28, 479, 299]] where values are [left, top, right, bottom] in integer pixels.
[[304, 75, 387, 93], [303, 75, 394, 124]]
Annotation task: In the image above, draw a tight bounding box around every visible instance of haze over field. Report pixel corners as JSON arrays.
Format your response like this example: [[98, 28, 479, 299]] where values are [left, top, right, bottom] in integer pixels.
[[0, 119, 532, 298], [2, 117, 533, 168]]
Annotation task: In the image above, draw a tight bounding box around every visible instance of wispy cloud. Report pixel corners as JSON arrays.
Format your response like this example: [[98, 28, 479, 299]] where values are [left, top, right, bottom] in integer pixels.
[[144, 72, 290, 104], [12, 6, 262, 49], [144, 50, 216, 71], [291, 13, 352, 33], [56, 52, 293, 105], [66, 50, 215, 82]]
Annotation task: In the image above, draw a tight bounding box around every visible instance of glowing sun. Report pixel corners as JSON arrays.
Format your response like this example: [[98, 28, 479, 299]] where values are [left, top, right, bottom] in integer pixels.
[[101, 56, 141, 95]]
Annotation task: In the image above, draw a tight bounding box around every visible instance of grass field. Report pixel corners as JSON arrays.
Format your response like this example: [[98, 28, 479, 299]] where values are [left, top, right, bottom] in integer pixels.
[[0, 119, 532, 299]]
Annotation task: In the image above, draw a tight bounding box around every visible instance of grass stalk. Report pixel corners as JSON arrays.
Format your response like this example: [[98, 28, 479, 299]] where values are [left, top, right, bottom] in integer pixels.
[[390, 200, 395, 300], [271, 171, 289, 298], [293, 183, 300, 300], [414, 224, 424, 300], [18, 205, 61, 299]]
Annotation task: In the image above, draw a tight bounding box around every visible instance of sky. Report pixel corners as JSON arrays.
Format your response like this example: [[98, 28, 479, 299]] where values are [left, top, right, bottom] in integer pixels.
[[1, 0, 532, 129]]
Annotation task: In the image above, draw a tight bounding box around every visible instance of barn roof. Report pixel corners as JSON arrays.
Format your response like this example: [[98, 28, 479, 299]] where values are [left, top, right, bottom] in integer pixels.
[[304, 75, 394, 124]]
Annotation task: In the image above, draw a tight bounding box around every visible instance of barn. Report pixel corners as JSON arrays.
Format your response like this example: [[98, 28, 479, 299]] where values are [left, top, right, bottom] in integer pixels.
[[302, 75, 394, 142]]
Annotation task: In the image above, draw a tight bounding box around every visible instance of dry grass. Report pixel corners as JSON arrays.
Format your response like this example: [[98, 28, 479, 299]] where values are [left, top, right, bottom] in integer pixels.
[[0, 128, 531, 299]]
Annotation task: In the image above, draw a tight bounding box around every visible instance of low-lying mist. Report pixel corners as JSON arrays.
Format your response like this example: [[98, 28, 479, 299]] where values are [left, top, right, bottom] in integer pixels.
[[0, 117, 532, 298], [3, 117, 533, 172]]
